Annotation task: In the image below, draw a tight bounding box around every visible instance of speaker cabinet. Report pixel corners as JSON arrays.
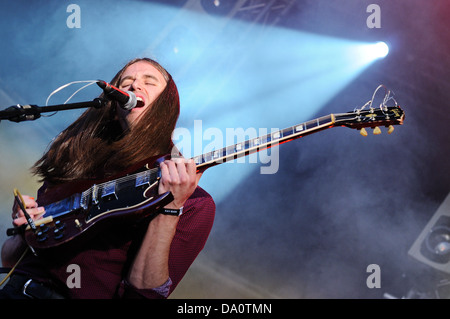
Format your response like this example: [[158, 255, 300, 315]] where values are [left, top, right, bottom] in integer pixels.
[[409, 192, 450, 274]]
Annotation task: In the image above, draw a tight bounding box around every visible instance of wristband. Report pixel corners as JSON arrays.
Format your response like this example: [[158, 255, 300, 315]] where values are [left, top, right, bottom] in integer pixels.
[[161, 207, 183, 217]]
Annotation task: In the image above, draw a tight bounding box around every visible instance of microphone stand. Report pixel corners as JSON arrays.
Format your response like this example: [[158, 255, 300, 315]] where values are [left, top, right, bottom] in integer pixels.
[[0, 97, 105, 123]]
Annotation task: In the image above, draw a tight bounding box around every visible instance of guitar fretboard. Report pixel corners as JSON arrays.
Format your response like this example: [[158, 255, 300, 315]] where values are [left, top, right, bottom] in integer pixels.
[[194, 114, 335, 171]]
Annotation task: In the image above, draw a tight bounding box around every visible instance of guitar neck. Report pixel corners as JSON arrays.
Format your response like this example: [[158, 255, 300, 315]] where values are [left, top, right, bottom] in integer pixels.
[[194, 114, 336, 171]]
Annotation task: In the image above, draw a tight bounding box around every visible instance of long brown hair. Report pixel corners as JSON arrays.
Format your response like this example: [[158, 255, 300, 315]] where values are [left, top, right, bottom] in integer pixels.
[[32, 58, 180, 185]]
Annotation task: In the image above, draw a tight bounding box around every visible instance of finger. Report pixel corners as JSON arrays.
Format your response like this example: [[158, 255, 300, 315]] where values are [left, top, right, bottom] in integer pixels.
[[159, 162, 169, 191], [186, 159, 197, 179], [13, 207, 45, 226], [13, 216, 28, 227], [31, 206, 46, 217], [175, 160, 189, 185], [159, 161, 178, 193], [183, 159, 198, 188], [15, 206, 45, 219], [22, 196, 38, 209], [12, 195, 37, 216], [165, 160, 180, 185]]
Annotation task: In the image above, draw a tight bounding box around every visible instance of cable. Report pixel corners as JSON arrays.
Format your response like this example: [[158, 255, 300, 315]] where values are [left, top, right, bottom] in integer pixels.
[[0, 247, 29, 287], [43, 80, 100, 117], [0, 188, 34, 287], [62, 81, 99, 105]]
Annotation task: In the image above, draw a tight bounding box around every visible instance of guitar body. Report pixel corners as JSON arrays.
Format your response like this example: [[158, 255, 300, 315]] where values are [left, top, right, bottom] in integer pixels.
[[24, 155, 174, 252]]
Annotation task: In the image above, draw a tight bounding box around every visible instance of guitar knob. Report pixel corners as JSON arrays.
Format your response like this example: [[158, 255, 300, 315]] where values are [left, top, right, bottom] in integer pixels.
[[39, 224, 49, 233], [360, 128, 368, 137], [37, 230, 48, 242], [54, 220, 65, 230], [387, 125, 394, 134], [52, 220, 65, 240], [373, 126, 381, 135], [53, 228, 64, 240]]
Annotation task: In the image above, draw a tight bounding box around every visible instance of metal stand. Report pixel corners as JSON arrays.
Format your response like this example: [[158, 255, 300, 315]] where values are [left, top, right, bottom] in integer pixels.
[[0, 98, 105, 123]]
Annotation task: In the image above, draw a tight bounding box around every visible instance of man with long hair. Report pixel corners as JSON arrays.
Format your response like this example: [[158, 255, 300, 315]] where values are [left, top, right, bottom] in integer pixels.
[[0, 58, 216, 299]]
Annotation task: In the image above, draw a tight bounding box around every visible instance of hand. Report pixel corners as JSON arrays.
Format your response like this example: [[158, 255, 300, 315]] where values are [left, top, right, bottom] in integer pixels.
[[12, 195, 45, 227], [158, 158, 200, 210]]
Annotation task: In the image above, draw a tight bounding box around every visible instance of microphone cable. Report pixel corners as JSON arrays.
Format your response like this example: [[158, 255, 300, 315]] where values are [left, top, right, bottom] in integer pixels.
[[43, 80, 100, 117]]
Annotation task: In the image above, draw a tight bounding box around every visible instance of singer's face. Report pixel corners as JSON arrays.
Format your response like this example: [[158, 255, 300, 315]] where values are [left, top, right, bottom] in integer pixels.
[[117, 61, 167, 128]]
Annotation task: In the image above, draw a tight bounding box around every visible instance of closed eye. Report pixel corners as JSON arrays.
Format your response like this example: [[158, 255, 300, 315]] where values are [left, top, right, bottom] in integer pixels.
[[119, 81, 133, 89]]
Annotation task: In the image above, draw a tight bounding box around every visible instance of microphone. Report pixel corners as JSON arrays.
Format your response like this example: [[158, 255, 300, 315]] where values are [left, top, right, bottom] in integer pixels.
[[97, 80, 137, 110]]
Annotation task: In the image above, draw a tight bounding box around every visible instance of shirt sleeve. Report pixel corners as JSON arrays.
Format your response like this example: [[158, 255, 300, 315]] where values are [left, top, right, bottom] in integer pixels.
[[167, 187, 216, 296], [119, 277, 172, 299]]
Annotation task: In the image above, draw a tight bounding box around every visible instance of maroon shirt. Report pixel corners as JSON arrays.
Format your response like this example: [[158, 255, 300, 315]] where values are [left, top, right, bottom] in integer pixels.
[[15, 186, 215, 299]]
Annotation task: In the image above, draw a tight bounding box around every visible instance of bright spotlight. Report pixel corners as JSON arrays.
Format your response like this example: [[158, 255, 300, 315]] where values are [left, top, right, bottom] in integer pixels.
[[373, 41, 389, 59], [351, 41, 390, 67]]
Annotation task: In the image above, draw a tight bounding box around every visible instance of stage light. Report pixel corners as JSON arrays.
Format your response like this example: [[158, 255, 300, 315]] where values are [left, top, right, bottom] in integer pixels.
[[161, 17, 394, 203], [348, 41, 390, 70], [373, 41, 389, 59], [201, 0, 234, 16]]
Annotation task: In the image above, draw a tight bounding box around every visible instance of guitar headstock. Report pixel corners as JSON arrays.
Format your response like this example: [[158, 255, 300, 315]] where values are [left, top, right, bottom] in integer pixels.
[[335, 105, 405, 136]]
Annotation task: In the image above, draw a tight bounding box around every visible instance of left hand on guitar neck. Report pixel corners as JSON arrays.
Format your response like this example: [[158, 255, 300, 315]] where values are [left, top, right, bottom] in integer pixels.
[[158, 158, 200, 211]]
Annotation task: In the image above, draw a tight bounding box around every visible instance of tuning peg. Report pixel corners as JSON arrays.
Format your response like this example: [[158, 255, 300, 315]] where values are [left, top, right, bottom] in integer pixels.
[[373, 126, 381, 135], [387, 125, 394, 134], [359, 127, 368, 137]]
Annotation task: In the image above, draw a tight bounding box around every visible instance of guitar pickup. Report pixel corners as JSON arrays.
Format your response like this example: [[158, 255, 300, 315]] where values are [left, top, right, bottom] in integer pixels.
[[100, 182, 118, 201], [135, 172, 150, 188]]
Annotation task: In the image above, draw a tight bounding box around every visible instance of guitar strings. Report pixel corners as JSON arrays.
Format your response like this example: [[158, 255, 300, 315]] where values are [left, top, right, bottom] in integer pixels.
[[81, 166, 160, 200], [356, 85, 398, 115]]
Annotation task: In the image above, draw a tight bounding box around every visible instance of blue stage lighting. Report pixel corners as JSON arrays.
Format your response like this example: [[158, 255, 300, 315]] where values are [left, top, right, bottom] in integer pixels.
[[373, 41, 389, 59]]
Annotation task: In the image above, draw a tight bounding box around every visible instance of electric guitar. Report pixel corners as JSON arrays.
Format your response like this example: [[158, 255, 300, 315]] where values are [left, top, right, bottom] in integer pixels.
[[23, 104, 405, 252]]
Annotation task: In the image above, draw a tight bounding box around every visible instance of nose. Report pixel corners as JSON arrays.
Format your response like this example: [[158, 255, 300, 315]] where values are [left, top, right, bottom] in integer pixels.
[[129, 79, 143, 92]]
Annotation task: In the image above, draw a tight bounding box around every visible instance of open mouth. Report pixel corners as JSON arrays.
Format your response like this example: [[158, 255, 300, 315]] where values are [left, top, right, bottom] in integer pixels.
[[136, 96, 145, 108]]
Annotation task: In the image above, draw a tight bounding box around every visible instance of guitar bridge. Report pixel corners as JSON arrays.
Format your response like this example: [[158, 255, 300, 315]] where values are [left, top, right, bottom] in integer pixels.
[[91, 184, 99, 205]]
